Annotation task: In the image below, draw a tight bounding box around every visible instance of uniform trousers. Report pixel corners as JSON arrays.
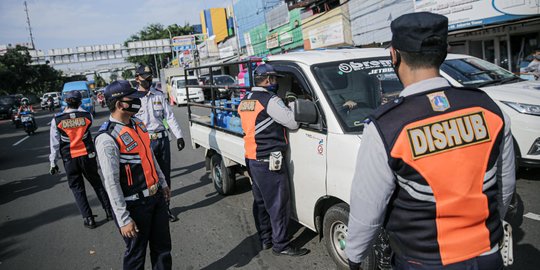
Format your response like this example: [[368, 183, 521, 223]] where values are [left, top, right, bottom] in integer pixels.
[[150, 134, 171, 187], [246, 158, 291, 252], [122, 191, 172, 270], [64, 155, 111, 218], [392, 250, 503, 270]]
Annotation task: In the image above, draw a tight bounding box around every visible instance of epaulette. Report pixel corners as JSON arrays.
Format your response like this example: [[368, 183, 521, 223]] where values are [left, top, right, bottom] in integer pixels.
[[54, 112, 64, 117], [98, 121, 111, 133], [370, 97, 404, 120], [451, 85, 485, 93]]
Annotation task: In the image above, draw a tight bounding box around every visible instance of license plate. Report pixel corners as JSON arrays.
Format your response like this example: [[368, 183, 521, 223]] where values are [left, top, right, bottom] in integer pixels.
[[21, 117, 31, 122]]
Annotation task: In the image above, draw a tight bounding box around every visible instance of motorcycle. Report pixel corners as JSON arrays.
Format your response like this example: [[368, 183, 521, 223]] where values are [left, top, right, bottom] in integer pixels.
[[11, 108, 21, 128], [20, 111, 37, 135], [46, 99, 55, 112]]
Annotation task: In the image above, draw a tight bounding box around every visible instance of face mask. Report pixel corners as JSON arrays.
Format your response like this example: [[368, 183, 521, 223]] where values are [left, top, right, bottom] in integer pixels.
[[266, 83, 279, 92], [121, 98, 141, 113], [140, 79, 152, 90], [535, 55, 540, 61]]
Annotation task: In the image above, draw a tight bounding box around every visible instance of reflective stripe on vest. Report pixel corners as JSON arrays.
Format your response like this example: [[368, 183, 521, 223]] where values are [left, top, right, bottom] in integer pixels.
[[55, 111, 93, 159]]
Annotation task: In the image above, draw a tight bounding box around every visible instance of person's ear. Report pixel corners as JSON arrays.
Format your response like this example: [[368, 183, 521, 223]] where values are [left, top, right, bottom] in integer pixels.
[[390, 48, 398, 65]]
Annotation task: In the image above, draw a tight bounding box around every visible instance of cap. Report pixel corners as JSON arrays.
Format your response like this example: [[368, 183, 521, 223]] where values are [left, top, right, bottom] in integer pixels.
[[64, 90, 82, 100], [104, 80, 146, 100], [390, 12, 448, 53], [135, 65, 153, 79], [254, 64, 283, 77]]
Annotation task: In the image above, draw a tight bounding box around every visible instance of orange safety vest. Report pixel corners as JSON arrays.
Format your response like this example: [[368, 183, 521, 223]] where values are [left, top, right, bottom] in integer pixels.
[[371, 86, 505, 265], [55, 111, 94, 159], [98, 118, 159, 197], [238, 91, 287, 160]]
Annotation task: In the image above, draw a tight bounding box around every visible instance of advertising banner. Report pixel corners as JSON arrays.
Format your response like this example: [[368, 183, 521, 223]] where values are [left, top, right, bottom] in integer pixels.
[[414, 0, 540, 30], [172, 35, 195, 52], [308, 21, 345, 49]]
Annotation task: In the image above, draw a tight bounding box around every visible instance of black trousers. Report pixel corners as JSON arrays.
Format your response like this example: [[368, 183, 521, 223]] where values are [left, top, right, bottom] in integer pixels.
[[393, 250, 504, 270], [123, 192, 172, 270], [150, 135, 171, 187], [64, 155, 111, 218], [246, 158, 291, 252]]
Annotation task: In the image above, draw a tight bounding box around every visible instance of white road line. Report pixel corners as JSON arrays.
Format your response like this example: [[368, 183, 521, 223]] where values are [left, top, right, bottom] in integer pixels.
[[524, 212, 540, 221], [12, 136, 30, 146]]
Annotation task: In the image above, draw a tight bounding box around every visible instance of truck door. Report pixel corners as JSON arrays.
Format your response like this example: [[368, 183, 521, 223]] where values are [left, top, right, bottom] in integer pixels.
[[273, 63, 327, 231]]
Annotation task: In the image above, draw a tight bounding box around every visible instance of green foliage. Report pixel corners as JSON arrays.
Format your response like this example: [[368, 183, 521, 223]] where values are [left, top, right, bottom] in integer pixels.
[[94, 72, 106, 87], [121, 69, 134, 79], [124, 23, 195, 74], [0, 45, 64, 95]]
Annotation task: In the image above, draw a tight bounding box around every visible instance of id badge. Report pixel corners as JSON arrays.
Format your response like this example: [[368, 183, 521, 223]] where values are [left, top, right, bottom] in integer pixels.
[[269, 151, 282, 171]]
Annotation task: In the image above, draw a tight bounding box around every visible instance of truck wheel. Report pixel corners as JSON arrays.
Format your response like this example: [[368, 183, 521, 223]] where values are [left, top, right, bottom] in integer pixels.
[[323, 203, 377, 270], [210, 154, 236, 195]]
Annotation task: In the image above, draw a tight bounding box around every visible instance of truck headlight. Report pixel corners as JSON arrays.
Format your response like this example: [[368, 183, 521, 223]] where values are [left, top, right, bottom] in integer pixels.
[[501, 101, 540, 116]]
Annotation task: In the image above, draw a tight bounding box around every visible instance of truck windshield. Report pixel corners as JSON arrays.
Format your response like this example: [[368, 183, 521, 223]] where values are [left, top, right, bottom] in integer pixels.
[[441, 57, 519, 87], [177, 79, 199, 88], [312, 57, 402, 133]]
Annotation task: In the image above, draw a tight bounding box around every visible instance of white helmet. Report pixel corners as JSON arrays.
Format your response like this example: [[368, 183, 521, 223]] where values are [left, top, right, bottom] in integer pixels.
[[21, 97, 29, 105]]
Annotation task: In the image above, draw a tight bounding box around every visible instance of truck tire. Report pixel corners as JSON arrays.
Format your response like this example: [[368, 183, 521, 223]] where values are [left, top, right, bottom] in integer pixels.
[[323, 203, 376, 270], [210, 154, 236, 195]]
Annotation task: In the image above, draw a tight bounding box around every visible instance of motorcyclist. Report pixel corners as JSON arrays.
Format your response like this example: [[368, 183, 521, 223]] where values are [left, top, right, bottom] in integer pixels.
[[46, 95, 55, 111], [18, 98, 34, 114]]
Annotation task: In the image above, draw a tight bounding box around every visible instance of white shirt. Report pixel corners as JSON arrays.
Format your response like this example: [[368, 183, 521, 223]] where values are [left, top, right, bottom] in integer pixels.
[[135, 87, 183, 138]]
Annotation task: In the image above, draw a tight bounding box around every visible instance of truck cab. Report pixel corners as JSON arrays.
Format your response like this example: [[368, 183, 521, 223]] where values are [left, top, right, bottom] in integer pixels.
[[188, 48, 401, 269]]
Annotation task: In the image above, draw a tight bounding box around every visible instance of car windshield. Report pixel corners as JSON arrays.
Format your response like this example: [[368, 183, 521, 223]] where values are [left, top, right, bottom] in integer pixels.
[[177, 79, 199, 88], [312, 57, 403, 133], [63, 90, 88, 99], [441, 57, 519, 87]]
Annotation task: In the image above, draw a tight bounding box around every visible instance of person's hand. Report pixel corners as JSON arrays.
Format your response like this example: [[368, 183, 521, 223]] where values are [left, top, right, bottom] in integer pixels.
[[162, 186, 171, 202], [285, 91, 297, 103], [120, 221, 139, 238], [177, 138, 185, 151], [343, 100, 357, 110], [49, 164, 59, 175]]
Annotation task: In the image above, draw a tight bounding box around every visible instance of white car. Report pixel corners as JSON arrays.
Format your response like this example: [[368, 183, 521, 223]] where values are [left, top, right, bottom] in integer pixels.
[[441, 54, 540, 168], [170, 76, 204, 105], [40, 92, 61, 109]]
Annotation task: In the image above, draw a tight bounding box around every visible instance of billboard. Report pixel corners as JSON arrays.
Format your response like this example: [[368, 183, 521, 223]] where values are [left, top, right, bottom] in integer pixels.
[[172, 35, 195, 52], [414, 0, 540, 30]]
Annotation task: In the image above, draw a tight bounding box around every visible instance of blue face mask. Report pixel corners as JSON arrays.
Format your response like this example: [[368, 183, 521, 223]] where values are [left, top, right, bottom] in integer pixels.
[[266, 83, 279, 92]]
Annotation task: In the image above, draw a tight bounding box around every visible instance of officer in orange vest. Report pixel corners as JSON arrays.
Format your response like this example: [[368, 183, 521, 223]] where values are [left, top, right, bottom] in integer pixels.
[[345, 12, 516, 270], [95, 80, 172, 270], [238, 64, 309, 257], [49, 90, 113, 229]]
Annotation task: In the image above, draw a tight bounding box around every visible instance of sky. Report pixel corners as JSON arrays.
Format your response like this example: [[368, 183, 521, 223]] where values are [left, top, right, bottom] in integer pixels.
[[0, 0, 233, 51]]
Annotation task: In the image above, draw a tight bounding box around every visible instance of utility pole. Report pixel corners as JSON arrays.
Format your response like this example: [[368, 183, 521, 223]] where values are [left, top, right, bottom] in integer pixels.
[[24, 1, 36, 49], [231, 0, 242, 60]]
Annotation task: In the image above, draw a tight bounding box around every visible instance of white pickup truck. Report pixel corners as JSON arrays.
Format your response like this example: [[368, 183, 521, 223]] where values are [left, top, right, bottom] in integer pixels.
[[187, 49, 401, 269]]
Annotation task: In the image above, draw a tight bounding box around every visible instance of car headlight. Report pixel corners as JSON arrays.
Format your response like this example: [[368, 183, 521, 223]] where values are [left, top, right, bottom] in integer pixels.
[[501, 101, 540, 116]]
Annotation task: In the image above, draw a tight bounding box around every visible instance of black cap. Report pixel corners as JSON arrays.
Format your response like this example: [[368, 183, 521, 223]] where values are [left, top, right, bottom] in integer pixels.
[[390, 12, 448, 52], [104, 80, 146, 100], [135, 65, 153, 79], [64, 90, 82, 100], [254, 64, 283, 77]]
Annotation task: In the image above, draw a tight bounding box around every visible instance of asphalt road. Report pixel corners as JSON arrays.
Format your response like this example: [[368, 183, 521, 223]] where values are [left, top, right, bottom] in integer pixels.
[[0, 105, 538, 270]]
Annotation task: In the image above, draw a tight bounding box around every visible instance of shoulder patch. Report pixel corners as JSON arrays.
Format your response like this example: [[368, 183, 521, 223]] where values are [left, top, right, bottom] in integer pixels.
[[98, 121, 111, 132], [239, 100, 257, 111], [371, 97, 404, 120]]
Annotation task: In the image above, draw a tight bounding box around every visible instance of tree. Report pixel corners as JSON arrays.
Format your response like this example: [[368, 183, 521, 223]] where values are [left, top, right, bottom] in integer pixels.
[[94, 72, 106, 87], [124, 23, 194, 74], [0, 45, 64, 95], [121, 69, 133, 79], [109, 72, 118, 82]]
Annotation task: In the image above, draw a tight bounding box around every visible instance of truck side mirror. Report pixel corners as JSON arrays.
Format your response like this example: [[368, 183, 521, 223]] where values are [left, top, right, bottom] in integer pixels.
[[294, 99, 318, 124]]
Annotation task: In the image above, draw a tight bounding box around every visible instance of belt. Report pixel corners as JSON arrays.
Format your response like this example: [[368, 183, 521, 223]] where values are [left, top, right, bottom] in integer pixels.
[[124, 184, 159, 201], [149, 131, 168, 140]]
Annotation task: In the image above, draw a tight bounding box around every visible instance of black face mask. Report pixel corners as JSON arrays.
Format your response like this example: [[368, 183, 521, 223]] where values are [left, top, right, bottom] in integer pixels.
[[391, 50, 402, 83], [121, 98, 141, 113], [140, 79, 152, 90]]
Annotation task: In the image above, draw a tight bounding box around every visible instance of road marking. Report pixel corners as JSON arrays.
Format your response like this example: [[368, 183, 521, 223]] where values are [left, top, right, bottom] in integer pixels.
[[12, 136, 30, 146], [524, 212, 540, 221]]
